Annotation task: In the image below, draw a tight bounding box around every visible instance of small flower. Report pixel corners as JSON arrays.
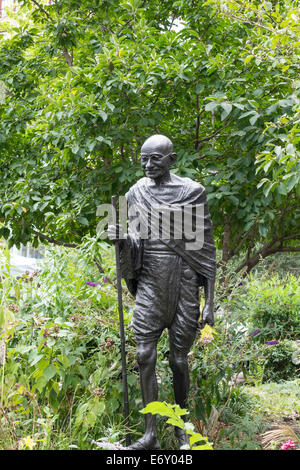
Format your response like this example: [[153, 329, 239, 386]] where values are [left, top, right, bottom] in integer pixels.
[[249, 329, 260, 337], [133, 364, 139, 371], [201, 337, 213, 344], [281, 440, 295, 450], [92, 387, 105, 398], [266, 340, 279, 346], [86, 281, 98, 287], [200, 324, 214, 344], [70, 314, 84, 323], [103, 277, 109, 284], [19, 436, 36, 450], [100, 338, 114, 351], [8, 304, 19, 312]]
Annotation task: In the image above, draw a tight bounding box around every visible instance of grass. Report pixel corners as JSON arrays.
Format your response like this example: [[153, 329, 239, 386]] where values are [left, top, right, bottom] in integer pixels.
[[244, 379, 300, 419], [214, 380, 300, 450]]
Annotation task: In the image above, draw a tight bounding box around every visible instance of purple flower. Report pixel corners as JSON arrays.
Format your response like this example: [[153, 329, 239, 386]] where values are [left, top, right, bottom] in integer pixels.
[[266, 340, 279, 346], [201, 337, 213, 344], [103, 277, 108, 284], [249, 329, 260, 337], [86, 282, 98, 287], [133, 364, 139, 371]]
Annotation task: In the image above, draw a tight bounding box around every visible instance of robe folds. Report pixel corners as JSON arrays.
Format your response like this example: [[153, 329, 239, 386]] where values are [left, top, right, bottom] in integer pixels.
[[119, 174, 216, 351]]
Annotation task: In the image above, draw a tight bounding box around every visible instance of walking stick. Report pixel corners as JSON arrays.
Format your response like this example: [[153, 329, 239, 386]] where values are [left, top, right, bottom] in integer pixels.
[[111, 195, 131, 447]]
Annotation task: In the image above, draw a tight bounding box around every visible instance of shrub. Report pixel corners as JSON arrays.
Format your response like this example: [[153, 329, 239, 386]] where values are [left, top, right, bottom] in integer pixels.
[[248, 273, 300, 342], [261, 340, 299, 383], [0, 242, 141, 449]]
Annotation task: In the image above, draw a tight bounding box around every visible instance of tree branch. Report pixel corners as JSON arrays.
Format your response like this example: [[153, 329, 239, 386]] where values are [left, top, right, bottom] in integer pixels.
[[222, 217, 231, 263], [29, 1, 73, 67], [93, 258, 117, 289], [226, 13, 274, 33], [29, 0, 53, 22], [236, 237, 300, 275], [33, 230, 78, 248], [196, 121, 231, 150], [231, 224, 257, 257], [275, 246, 300, 253], [62, 48, 73, 67], [195, 97, 205, 150]]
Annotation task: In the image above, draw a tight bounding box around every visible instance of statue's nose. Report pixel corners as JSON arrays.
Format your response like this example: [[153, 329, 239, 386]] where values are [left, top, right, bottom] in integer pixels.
[[145, 159, 153, 168]]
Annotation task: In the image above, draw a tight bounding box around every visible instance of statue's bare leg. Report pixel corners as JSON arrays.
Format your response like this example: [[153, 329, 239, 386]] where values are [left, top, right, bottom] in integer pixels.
[[128, 341, 161, 450], [169, 345, 190, 448]]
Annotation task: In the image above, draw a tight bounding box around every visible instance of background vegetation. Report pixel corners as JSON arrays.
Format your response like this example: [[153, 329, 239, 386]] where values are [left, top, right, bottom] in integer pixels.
[[0, 0, 299, 273], [0, 0, 299, 451], [0, 244, 299, 450]]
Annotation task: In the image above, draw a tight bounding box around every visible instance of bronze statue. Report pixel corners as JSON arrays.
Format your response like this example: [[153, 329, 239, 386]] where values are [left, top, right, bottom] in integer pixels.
[[108, 134, 216, 450]]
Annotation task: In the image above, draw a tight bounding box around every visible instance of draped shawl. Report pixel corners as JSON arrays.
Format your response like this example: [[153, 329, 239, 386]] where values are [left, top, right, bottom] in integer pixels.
[[120, 174, 216, 296]]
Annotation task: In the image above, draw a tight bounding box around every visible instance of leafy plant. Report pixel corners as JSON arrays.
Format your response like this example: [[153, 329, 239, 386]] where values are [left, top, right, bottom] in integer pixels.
[[0, 243, 140, 449], [262, 340, 299, 383], [217, 415, 265, 450], [248, 273, 300, 341], [0, 0, 298, 273], [141, 401, 213, 450]]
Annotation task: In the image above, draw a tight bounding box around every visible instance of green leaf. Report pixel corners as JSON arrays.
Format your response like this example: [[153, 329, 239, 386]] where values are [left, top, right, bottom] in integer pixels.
[[43, 365, 58, 382], [192, 444, 213, 450], [29, 353, 44, 367], [166, 417, 184, 428], [263, 160, 273, 173], [205, 101, 219, 112], [244, 55, 254, 64], [286, 143, 295, 156], [220, 102, 232, 121], [277, 182, 287, 195], [98, 109, 108, 121], [78, 216, 89, 226], [263, 182, 276, 197], [257, 178, 269, 188], [249, 113, 260, 125], [286, 175, 298, 192], [189, 433, 208, 445]]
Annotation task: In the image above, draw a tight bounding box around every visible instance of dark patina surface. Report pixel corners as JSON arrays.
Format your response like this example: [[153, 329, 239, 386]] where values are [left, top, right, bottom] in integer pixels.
[[108, 135, 216, 449]]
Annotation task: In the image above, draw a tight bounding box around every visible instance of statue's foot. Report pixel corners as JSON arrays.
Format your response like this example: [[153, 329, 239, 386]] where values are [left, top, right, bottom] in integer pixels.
[[127, 435, 161, 450], [175, 427, 189, 449]]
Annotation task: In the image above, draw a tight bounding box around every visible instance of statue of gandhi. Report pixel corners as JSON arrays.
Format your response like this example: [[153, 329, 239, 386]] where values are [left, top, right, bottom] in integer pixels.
[[108, 134, 216, 450]]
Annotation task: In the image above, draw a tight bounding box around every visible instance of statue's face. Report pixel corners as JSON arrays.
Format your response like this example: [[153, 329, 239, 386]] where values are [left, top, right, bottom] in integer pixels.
[[140, 136, 175, 181]]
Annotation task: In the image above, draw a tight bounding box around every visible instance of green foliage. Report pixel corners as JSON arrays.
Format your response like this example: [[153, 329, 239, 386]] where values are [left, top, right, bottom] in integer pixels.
[[262, 340, 299, 383], [0, 0, 298, 272], [188, 271, 263, 426], [245, 379, 300, 419], [248, 273, 300, 341], [0, 242, 141, 449], [0, 241, 299, 449], [141, 401, 213, 450], [217, 415, 265, 450]]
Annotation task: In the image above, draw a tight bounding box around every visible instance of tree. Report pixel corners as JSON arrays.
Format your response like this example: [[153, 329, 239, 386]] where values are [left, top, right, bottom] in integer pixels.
[[0, 0, 299, 272]]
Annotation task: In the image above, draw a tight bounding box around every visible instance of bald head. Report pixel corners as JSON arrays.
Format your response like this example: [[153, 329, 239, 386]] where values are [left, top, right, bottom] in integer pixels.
[[140, 134, 177, 183], [141, 134, 173, 156]]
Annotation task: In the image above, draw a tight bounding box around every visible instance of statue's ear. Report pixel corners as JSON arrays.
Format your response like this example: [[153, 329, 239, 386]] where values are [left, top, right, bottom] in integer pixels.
[[169, 152, 177, 166]]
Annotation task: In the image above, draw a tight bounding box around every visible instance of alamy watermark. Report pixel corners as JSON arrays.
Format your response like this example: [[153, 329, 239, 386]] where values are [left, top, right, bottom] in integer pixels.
[[96, 196, 205, 251]]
